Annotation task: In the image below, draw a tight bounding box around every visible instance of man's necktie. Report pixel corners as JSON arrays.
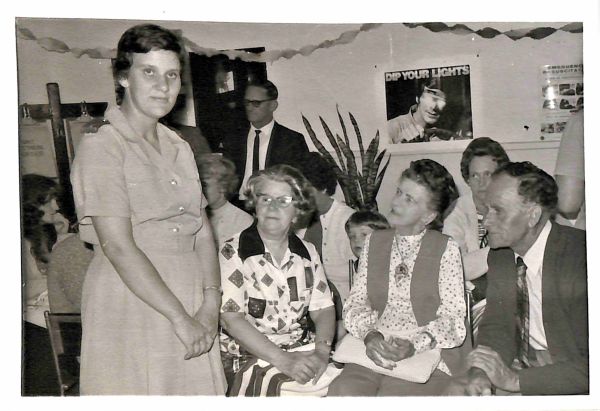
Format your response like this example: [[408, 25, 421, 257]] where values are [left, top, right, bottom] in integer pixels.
[[477, 215, 488, 248], [515, 256, 530, 368], [252, 129, 261, 173]]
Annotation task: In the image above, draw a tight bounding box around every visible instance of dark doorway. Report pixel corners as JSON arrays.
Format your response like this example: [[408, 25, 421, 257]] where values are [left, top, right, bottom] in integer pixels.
[[189, 48, 268, 152]]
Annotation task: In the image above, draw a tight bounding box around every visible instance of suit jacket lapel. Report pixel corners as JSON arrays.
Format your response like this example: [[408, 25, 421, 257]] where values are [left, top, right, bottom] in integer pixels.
[[239, 122, 251, 173], [265, 122, 279, 168], [541, 223, 572, 361]]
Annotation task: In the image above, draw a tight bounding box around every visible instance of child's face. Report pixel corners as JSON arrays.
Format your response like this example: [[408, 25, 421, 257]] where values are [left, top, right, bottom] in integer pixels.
[[347, 224, 375, 258]]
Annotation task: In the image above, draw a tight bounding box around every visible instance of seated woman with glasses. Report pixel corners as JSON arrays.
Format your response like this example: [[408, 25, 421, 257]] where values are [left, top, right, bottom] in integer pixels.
[[219, 164, 336, 396]]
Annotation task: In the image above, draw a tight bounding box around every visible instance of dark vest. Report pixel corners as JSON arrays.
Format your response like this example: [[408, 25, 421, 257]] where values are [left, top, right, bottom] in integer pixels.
[[366, 229, 472, 375]]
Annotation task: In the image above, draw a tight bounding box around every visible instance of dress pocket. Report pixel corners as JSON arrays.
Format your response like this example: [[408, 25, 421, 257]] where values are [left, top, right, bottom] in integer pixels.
[[247, 297, 266, 319], [126, 177, 165, 218]]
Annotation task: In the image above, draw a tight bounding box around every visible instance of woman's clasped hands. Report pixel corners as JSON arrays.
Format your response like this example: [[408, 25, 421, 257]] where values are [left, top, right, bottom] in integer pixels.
[[273, 349, 329, 385], [364, 331, 415, 370], [171, 312, 217, 360]]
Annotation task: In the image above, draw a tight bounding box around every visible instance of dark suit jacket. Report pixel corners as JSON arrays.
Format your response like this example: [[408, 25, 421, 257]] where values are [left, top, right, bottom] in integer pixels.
[[221, 121, 310, 191], [478, 222, 588, 394]]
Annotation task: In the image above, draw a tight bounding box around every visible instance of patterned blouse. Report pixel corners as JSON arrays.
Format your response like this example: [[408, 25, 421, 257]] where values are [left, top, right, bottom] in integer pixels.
[[219, 224, 334, 357], [343, 231, 466, 375]]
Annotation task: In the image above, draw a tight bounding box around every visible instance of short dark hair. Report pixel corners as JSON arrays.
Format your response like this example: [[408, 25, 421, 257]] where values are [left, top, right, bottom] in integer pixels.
[[296, 152, 337, 196], [345, 210, 391, 233], [246, 79, 279, 100], [244, 164, 315, 221], [493, 161, 558, 212], [196, 154, 239, 199], [418, 77, 446, 96], [460, 137, 510, 182], [113, 24, 186, 105], [401, 159, 459, 231]]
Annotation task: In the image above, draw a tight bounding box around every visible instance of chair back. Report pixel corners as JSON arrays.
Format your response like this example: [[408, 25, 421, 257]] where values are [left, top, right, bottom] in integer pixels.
[[44, 311, 82, 396]]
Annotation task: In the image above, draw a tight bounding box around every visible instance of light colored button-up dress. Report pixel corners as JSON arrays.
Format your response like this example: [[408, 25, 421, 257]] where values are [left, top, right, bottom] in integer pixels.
[[71, 106, 226, 395]]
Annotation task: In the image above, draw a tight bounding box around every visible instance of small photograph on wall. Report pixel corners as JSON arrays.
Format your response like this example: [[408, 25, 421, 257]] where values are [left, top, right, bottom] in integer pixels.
[[385, 64, 473, 144], [540, 63, 583, 141]]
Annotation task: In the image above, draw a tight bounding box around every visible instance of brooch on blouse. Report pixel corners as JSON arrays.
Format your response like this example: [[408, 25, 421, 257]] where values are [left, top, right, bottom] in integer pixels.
[[394, 262, 409, 284]]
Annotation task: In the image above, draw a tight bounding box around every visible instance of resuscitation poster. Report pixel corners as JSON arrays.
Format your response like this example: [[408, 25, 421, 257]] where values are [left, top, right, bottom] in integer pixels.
[[540, 64, 583, 141]]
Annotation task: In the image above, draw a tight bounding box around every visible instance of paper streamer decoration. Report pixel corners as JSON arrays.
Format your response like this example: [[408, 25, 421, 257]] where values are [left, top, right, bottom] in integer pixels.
[[16, 23, 382, 63], [402, 22, 583, 41], [17, 21, 582, 63]]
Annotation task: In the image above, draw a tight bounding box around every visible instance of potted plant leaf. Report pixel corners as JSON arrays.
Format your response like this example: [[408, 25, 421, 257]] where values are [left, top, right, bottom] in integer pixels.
[[302, 106, 390, 211]]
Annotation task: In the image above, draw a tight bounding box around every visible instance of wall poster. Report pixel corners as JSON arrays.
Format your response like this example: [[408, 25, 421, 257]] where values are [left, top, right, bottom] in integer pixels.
[[384, 64, 473, 145], [540, 63, 583, 140], [19, 118, 58, 178]]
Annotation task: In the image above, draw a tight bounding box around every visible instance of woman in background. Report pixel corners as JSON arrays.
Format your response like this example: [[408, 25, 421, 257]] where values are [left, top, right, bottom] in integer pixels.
[[70, 24, 225, 395], [443, 137, 509, 339], [196, 153, 253, 247], [21, 174, 69, 395]]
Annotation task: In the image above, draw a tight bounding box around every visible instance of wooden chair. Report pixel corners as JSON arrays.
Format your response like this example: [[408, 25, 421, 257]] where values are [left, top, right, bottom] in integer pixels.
[[44, 311, 82, 396]]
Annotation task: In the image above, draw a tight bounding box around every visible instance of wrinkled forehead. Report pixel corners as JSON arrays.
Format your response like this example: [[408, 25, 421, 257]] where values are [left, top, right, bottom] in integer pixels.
[[255, 177, 293, 196], [487, 174, 522, 203], [245, 85, 269, 100]]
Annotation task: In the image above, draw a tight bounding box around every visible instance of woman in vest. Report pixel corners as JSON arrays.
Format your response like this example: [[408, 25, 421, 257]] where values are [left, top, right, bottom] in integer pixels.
[[329, 159, 469, 396]]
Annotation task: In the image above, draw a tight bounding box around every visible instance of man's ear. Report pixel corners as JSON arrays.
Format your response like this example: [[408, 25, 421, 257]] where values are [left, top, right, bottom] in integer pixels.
[[270, 100, 279, 113], [528, 204, 543, 227]]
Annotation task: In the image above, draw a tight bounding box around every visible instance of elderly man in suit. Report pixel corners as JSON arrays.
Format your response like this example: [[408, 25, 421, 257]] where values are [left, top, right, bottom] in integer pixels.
[[222, 79, 310, 200], [456, 161, 588, 395]]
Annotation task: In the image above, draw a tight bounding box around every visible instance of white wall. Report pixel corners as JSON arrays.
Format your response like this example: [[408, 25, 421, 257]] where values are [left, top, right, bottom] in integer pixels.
[[16, 18, 582, 214]]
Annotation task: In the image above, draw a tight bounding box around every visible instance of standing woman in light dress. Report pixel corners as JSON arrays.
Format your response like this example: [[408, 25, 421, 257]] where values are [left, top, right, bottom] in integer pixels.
[[70, 24, 226, 395]]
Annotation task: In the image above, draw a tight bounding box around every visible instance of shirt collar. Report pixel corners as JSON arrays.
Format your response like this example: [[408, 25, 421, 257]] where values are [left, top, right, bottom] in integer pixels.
[[104, 104, 185, 147], [250, 119, 275, 137], [514, 220, 552, 273], [408, 104, 425, 135], [238, 222, 311, 262]]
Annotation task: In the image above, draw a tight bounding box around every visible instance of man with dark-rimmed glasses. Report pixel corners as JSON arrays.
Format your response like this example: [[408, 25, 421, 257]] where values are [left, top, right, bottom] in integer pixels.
[[222, 79, 310, 203]]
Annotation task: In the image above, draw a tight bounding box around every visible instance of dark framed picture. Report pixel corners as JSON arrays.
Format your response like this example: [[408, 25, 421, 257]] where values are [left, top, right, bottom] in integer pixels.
[[384, 64, 473, 144]]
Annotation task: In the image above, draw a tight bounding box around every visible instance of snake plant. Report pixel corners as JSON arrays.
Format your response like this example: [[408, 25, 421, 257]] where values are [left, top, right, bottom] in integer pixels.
[[302, 107, 390, 211]]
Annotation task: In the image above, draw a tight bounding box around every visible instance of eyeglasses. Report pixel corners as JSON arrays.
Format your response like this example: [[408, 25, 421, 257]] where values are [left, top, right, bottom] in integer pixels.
[[243, 99, 274, 108], [256, 193, 295, 209]]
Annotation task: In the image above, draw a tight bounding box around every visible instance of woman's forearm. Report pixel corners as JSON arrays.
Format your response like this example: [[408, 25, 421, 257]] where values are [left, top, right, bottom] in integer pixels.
[[221, 313, 286, 364], [196, 210, 222, 289], [93, 216, 188, 323], [310, 306, 336, 347], [462, 247, 489, 280], [195, 213, 222, 315]]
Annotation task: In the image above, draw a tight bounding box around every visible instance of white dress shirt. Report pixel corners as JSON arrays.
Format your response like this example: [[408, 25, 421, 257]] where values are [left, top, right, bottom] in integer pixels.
[[297, 199, 355, 301], [515, 220, 552, 350], [239, 120, 275, 197]]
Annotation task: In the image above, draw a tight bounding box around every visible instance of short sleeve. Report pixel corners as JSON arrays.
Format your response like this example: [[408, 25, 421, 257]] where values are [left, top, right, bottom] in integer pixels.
[[555, 110, 584, 179], [305, 242, 334, 312], [71, 128, 131, 226], [219, 239, 247, 314]]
